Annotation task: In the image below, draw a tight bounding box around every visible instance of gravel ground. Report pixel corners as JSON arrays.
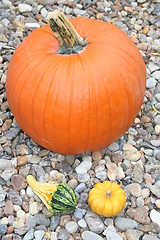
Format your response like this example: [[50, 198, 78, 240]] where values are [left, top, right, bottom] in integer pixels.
[[0, 0, 160, 239]]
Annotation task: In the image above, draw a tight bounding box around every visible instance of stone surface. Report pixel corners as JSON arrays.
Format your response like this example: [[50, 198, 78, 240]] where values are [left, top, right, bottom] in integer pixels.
[[11, 175, 27, 191], [126, 183, 141, 197], [82, 231, 103, 240], [150, 209, 160, 227], [85, 211, 105, 233], [127, 207, 150, 224], [115, 217, 138, 231]]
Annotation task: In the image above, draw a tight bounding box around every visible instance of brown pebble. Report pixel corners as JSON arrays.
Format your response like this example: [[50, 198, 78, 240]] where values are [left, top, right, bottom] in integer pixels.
[[138, 42, 150, 51], [96, 13, 104, 20], [92, 151, 102, 161], [22, 201, 29, 213], [2, 119, 12, 131], [7, 225, 14, 234], [60, 215, 71, 226], [11, 174, 27, 191], [112, 153, 122, 164], [141, 116, 150, 123], [17, 156, 28, 167], [143, 25, 149, 34], [4, 200, 14, 216]]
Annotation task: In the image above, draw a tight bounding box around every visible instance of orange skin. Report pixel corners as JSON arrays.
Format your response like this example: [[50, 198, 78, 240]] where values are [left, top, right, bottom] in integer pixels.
[[6, 18, 146, 154]]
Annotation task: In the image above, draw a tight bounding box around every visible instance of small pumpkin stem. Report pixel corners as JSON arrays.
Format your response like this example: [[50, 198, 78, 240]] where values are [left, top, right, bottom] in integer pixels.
[[105, 190, 112, 198], [47, 10, 87, 54]]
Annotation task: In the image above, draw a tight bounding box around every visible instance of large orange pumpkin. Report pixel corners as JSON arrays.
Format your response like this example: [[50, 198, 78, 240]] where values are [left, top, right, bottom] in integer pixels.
[[6, 10, 146, 154]]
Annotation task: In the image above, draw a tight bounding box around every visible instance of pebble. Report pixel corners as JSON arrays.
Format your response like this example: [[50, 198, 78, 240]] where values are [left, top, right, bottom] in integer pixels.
[[106, 162, 118, 181], [126, 183, 141, 197], [105, 231, 123, 240], [123, 144, 141, 161], [146, 183, 160, 198], [127, 206, 150, 224], [26, 215, 37, 229], [150, 209, 160, 227], [146, 78, 157, 88], [95, 170, 107, 181], [108, 142, 119, 151], [82, 231, 103, 240], [4, 200, 14, 216], [92, 151, 102, 161], [75, 183, 86, 193], [0, 223, 7, 235], [11, 174, 27, 191], [125, 229, 143, 240], [155, 199, 160, 208], [151, 139, 160, 147], [141, 188, 150, 198], [2, 168, 17, 181], [50, 215, 60, 231], [25, 23, 40, 28], [78, 173, 90, 182], [17, 156, 28, 167], [7, 190, 22, 206], [35, 213, 50, 226], [41, 8, 48, 18], [34, 230, 45, 240], [65, 221, 78, 233], [76, 158, 92, 174], [29, 202, 41, 215], [18, 4, 32, 13], [0, 159, 12, 170], [152, 70, 160, 80], [85, 211, 105, 233], [78, 219, 87, 228], [23, 229, 34, 240], [57, 228, 70, 240], [115, 217, 138, 231]]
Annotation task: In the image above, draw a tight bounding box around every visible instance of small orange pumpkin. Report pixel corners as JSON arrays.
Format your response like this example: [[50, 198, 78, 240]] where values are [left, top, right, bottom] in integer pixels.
[[6, 10, 146, 154]]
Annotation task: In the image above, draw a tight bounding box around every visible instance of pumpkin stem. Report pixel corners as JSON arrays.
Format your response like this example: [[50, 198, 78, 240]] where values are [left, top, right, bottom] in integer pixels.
[[47, 10, 87, 54], [105, 190, 112, 198]]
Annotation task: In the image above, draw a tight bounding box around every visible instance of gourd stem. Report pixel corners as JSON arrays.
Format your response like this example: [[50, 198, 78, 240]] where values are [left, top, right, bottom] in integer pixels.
[[105, 190, 112, 198], [47, 10, 87, 54]]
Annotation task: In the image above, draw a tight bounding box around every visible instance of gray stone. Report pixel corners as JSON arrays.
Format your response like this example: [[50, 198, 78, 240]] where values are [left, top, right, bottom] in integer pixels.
[[7, 190, 22, 206], [132, 162, 143, 183], [75, 183, 86, 193], [85, 211, 105, 233], [27, 216, 36, 229], [108, 142, 119, 151], [146, 183, 160, 198], [0, 223, 7, 234], [115, 217, 138, 231], [57, 229, 70, 240], [74, 208, 86, 219], [78, 173, 89, 182], [75, 158, 92, 174], [65, 221, 78, 233], [35, 214, 50, 227], [0, 159, 12, 170], [1, 168, 17, 181], [0, 190, 7, 202], [155, 93, 160, 102], [50, 215, 60, 231], [151, 139, 160, 147], [143, 235, 159, 240], [148, 62, 159, 72], [14, 227, 29, 235], [96, 170, 107, 181]]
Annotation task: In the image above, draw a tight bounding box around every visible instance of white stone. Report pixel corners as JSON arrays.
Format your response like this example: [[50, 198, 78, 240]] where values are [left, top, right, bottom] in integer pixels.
[[41, 8, 48, 18], [155, 125, 160, 134], [152, 71, 160, 80], [151, 139, 160, 147], [82, 231, 103, 240], [34, 230, 45, 240], [148, 62, 159, 73], [106, 231, 123, 240], [65, 221, 78, 233], [2, 0, 12, 6], [150, 209, 160, 227], [155, 93, 160, 102], [26, 187, 35, 198], [17, 209, 25, 219], [117, 166, 125, 180], [29, 202, 41, 215], [0, 217, 8, 225], [141, 188, 150, 198], [75, 158, 92, 174], [25, 23, 40, 28], [146, 78, 157, 88], [78, 219, 87, 228], [13, 221, 25, 229], [18, 4, 32, 13]]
